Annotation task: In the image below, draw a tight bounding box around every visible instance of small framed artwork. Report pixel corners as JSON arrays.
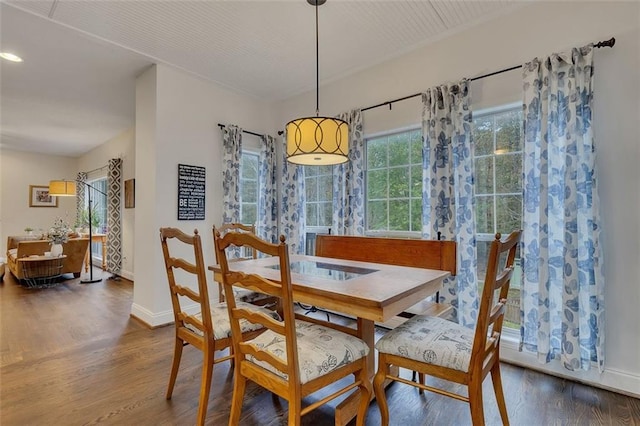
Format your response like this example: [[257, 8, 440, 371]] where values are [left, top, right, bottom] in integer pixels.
[[29, 185, 58, 207], [124, 179, 135, 208]]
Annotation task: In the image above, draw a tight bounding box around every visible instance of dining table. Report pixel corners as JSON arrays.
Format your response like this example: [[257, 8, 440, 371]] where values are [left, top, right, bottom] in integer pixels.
[[209, 254, 450, 426]]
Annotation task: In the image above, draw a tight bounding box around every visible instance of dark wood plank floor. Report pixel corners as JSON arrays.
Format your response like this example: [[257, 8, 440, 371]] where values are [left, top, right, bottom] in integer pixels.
[[1, 269, 638, 425]]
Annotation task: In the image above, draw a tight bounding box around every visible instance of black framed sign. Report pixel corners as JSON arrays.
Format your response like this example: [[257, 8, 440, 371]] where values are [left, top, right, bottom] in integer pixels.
[[177, 164, 206, 220]]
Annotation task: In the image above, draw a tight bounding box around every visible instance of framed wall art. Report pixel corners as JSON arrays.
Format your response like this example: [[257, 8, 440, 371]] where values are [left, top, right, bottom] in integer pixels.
[[124, 178, 135, 208], [29, 185, 58, 207], [177, 164, 205, 220]]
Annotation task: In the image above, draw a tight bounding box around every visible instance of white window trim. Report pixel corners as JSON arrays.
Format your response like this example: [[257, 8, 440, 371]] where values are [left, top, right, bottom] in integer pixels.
[[364, 127, 422, 236]]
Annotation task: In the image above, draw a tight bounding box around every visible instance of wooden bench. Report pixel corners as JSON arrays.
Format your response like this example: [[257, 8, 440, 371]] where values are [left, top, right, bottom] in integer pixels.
[[315, 234, 457, 328]]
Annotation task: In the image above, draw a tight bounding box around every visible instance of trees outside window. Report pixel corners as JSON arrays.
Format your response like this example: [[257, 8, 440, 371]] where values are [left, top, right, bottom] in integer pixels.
[[305, 165, 333, 229], [365, 129, 422, 234], [240, 152, 259, 225], [473, 105, 523, 328], [85, 177, 108, 262]]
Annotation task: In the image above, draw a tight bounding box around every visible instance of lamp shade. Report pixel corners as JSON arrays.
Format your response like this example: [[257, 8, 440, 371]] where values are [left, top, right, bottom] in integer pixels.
[[286, 116, 349, 165], [49, 180, 77, 196]]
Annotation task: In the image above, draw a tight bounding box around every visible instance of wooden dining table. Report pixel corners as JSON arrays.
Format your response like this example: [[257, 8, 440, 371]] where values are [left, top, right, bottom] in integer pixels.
[[209, 254, 450, 425]]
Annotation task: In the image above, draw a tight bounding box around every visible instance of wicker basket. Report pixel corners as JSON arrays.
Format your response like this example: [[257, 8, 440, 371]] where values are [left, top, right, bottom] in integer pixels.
[[20, 256, 65, 288]]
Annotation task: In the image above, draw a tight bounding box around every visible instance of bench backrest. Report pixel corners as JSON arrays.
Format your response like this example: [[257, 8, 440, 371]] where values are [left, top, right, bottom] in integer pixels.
[[315, 235, 457, 276]]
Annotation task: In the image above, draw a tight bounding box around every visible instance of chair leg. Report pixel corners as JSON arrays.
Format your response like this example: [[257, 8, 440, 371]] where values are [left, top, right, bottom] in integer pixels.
[[468, 379, 485, 426], [229, 372, 247, 426], [491, 363, 509, 426], [373, 354, 390, 426], [166, 337, 184, 399], [288, 397, 302, 426], [418, 372, 425, 394], [355, 363, 372, 426], [196, 349, 215, 426]]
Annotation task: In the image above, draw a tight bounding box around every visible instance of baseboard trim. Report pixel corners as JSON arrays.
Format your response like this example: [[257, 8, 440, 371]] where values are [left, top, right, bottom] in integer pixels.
[[500, 339, 640, 398], [118, 269, 134, 281], [130, 302, 199, 328], [130, 303, 172, 327]]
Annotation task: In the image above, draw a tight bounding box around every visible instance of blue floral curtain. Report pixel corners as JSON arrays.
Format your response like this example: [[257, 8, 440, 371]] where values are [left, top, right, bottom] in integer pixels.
[[258, 134, 278, 243], [280, 133, 306, 254], [421, 79, 478, 327], [332, 109, 365, 235], [520, 45, 604, 372], [221, 125, 242, 225]]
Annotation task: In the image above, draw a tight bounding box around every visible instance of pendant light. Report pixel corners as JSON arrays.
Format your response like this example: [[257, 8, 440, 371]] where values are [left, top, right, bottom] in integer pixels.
[[286, 0, 349, 165]]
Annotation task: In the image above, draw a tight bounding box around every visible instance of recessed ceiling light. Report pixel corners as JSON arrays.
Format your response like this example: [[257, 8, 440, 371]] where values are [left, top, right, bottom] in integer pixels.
[[0, 52, 23, 62]]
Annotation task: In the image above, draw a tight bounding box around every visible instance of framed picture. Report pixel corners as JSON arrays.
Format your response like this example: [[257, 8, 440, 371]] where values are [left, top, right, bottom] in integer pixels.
[[29, 185, 58, 207], [124, 179, 135, 208]]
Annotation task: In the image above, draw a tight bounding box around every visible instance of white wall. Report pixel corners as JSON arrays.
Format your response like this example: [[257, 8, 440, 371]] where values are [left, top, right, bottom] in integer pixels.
[[77, 128, 136, 279], [278, 1, 640, 396], [0, 149, 77, 250], [131, 64, 277, 326]]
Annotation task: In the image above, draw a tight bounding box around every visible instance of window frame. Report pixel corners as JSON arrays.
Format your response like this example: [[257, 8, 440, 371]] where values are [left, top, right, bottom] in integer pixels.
[[472, 101, 523, 332], [239, 149, 260, 226], [364, 125, 422, 238], [304, 164, 334, 233]]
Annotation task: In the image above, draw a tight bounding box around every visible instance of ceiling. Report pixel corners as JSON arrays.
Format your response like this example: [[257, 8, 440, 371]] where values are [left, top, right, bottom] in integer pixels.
[[0, 0, 523, 157]]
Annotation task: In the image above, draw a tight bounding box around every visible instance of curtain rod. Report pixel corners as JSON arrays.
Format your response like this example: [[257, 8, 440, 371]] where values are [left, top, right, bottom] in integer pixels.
[[361, 37, 615, 113], [217, 123, 263, 138], [85, 164, 108, 175]]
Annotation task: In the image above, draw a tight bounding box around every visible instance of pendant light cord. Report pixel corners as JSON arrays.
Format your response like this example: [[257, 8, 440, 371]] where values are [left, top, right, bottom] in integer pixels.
[[315, 1, 320, 117]]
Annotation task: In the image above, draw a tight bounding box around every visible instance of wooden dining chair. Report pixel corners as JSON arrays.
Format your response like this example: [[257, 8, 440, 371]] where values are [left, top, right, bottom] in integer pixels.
[[213, 223, 279, 309], [373, 230, 522, 426], [160, 227, 280, 426], [214, 231, 372, 426]]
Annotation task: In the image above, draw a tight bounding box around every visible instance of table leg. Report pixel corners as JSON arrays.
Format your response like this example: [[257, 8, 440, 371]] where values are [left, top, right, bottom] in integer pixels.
[[84, 247, 89, 272], [334, 317, 399, 426], [334, 318, 374, 426], [101, 236, 107, 270]]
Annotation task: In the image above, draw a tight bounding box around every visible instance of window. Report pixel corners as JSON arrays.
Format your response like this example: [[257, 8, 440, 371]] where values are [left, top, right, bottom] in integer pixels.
[[240, 151, 259, 225], [304, 165, 333, 254], [472, 105, 523, 328], [365, 129, 422, 235], [305, 165, 333, 229], [85, 177, 108, 263]]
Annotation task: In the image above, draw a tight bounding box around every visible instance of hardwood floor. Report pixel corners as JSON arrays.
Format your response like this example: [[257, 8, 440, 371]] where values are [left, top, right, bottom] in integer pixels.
[[1, 269, 638, 425]]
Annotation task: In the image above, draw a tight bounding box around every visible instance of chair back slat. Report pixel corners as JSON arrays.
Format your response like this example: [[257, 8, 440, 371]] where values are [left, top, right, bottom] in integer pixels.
[[226, 271, 282, 296], [240, 342, 289, 373], [215, 223, 258, 261], [214, 231, 299, 384], [160, 227, 213, 337], [471, 230, 521, 372], [231, 305, 286, 335]]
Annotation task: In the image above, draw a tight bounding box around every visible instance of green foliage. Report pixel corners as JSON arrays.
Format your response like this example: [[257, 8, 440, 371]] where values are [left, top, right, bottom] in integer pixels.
[[79, 207, 101, 229]]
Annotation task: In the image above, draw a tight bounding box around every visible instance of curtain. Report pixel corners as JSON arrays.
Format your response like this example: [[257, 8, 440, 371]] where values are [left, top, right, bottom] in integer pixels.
[[106, 158, 122, 275], [421, 79, 478, 327], [280, 133, 306, 254], [332, 109, 365, 235], [258, 134, 278, 243], [76, 172, 87, 225], [222, 125, 242, 225], [520, 45, 604, 372], [221, 125, 242, 258]]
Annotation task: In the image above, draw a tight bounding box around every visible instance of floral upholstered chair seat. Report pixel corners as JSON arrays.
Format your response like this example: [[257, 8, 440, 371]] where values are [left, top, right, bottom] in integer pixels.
[[186, 301, 281, 340], [246, 319, 369, 384], [232, 287, 275, 304], [375, 315, 473, 372]]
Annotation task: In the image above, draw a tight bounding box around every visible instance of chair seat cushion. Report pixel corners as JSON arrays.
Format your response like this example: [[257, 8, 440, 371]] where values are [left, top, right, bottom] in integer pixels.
[[233, 287, 274, 304], [186, 302, 281, 340], [375, 315, 473, 372], [247, 319, 369, 384]]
